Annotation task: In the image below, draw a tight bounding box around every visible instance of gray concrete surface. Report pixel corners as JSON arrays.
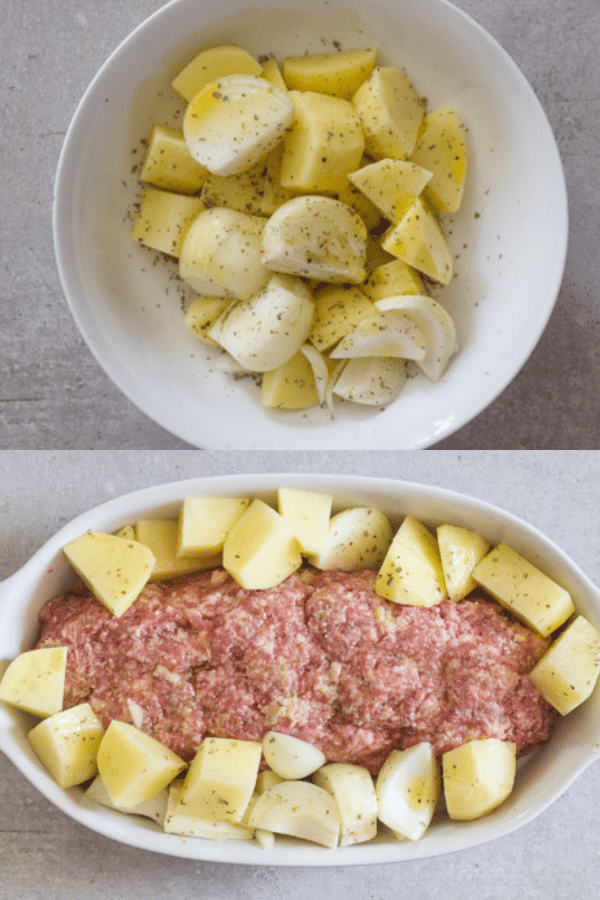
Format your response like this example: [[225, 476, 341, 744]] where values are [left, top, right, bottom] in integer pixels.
[[1, 0, 599, 448]]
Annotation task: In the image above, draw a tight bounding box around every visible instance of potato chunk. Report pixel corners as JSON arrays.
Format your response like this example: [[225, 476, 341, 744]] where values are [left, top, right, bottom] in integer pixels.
[[172, 44, 263, 102], [528, 615, 600, 714], [139, 123, 208, 194], [472, 542, 575, 636], [410, 105, 468, 213], [130, 188, 204, 258], [313, 762, 378, 846], [437, 524, 490, 601], [222, 498, 302, 589], [177, 495, 251, 558], [97, 720, 186, 808], [134, 518, 221, 580], [351, 65, 425, 160], [375, 515, 447, 606], [308, 285, 376, 354], [0, 647, 66, 718], [381, 197, 453, 285], [348, 158, 432, 223], [261, 351, 320, 410], [276, 487, 333, 555], [28, 703, 104, 789], [62, 530, 155, 617], [442, 739, 516, 820], [165, 782, 255, 840], [175, 736, 262, 823], [362, 259, 425, 300], [282, 48, 377, 99]]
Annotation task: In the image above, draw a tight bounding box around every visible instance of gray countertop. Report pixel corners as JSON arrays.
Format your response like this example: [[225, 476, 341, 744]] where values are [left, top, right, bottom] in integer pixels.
[[1, 449, 600, 898], [1, 0, 599, 449]]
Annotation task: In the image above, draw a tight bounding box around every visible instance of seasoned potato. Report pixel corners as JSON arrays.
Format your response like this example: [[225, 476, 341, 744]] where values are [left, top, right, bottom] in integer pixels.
[[348, 158, 432, 223], [442, 739, 516, 820], [248, 780, 340, 847], [130, 188, 204, 258], [62, 530, 156, 617], [165, 781, 255, 840], [313, 762, 378, 845], [277, 487, 333, 555], [381, 197, 453, 285], [199, 146, 294, 217], [262, 731, 326, 780], [261, 351, 320, 410], [172, 44, 263, 102], [85, 774, 169, 826], [28, 703, 104, 789], [375, 515, 447, 606], [410, 105, 468, 213], [185, 296, 232, 346], [362, 259, 426, 301], [134, 519, 221, 580], [97, 720, 186, 808], [437, 524, 490, 601], [175, 736, 262, 823], [376, 743, 440, 841], [529, 615, 600, 714], [222, 498, 302, 589], [139, 123, 208, 194], [351, 65, 425, 160], [308, 285, 376, 354], [309, 506, 393, 571], [0, 647, 66, 718], [472, 542, 575, 636], [282, 48, 377, 100], [177, 495, 250, 558]]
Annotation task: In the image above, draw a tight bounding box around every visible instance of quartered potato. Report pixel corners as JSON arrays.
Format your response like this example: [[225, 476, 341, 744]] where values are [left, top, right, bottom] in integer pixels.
[[97, 720, 186, 809], [175, 736, 262, 823], [262, 731, 326, 779], [282, 48, 377, 99], [529, 615, 600, 714], [472, 542, 575, 636], [209, 273, 314, 372], [442, 739, 516, 821], [280, 90, 365, 194], [411, 105, 468, 213], [222, 498, 302, 589], [164, 781, 255, 840], [374, 295, 458, 382], [0, 647, 67, 718], [138, 123, 209, 194], [348, 158, 432, 223], [177, 495, 251, 557], [134, 518, 221, 580], [382, 197, 454, 285], [179, 206, 269, 299], [351, 65, 425, 160], [261, 351, 320, 410], [331, 356, 407, 407], [362, 259, 426, 301], [183, 74, 293, 176], [309, 506, 393, 571], [261, 195, 368, 284], [376, 743, 441, 841], [313, 762, 378, 846], [260, 55, 287, 91], [200, 146, 294, 216], [308, 285, 376, 354], [130, 188, 204, 257], [436, 523, 491, 601], [62, 530, 156, 617], [375, 515, 447, 606], [28, 703, 104, 789], [248, 780, 340, 848], [277, 487, 333, 555], [172, 44, 263, 102], [185, 296, 232, 346]]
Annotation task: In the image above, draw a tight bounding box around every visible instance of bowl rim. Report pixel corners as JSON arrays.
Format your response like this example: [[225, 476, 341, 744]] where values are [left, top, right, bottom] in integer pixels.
[[52, 0, 569, 449], [0, 472, 598, 865]]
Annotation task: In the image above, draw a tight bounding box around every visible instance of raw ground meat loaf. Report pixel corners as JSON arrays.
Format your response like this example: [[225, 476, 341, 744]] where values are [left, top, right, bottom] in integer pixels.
[[34, 565, 557, 774]]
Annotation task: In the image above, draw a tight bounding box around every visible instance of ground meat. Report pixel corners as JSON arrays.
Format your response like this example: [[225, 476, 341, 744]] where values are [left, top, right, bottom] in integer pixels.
[[34, 565, 557, 774]]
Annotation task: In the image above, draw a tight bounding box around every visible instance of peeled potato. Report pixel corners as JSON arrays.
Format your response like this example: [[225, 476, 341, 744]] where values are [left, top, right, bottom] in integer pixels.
[[172, 44, 263, 102], [528, 615, 600, 714], [28, 703, 104, 789], [375, 515, 447, 606], [382, 198, 454, 285], [351, 65, 425, 160], [222, 498, 302, 589], [313, 762, 378, 845], [0, 647, 66, 718], [442, 739, 516, 820]]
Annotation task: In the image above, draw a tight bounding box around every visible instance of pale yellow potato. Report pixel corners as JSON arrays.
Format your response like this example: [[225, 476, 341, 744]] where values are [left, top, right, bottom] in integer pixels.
[[436, 524, 491, 601], [313, 762, 378, 845], [376, 743, 440, 841], [28, 703, 104, 789], [130, 188, 204, 258], [256, 770, 285, 794], [309, 506, 393, 571], [351, 65, 425, 160], [222, 498, 302, 589], [280, 91, 365, 194], [442, 739, 516, 820], [165, 782, 255, 840], [381, 197, 453, 285], [86, 774, 169, 825], [308, 285, 376, 354], [0, 647, 66, 718], [185, 296, 232, 346], [199, 146, 294, 217], [348, 158, 432, 223], [179, 206, 270, 299], [62, 530, 156, 617], [529, 615, 600, 714], [172, 44, 263, 102], [277, 487, 333, 555], [134, 518, 221, 580], [375, 515, 447, 606], [248, 780, 340, 847], [97, 720, 186, 809], [139, 123, 209, 194], [183, 75, 293, 177], [176, 495, 250, 557], [411, 105, 468, 213], [260, 55, 287, 92], [362, 259, 426, 301], [261, 351, 320, 410], [175, 736, 262, 823], [282, 48, 377, 100], [472, 542, 575, 636], [337, 174, 386, 231]]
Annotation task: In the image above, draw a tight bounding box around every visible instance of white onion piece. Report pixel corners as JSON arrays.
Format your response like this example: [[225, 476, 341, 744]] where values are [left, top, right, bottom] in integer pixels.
[[331, 357, 407, 406], [376, 743, 441, 841], [329, 310, 426, 360], [375, 294, 458, 381]]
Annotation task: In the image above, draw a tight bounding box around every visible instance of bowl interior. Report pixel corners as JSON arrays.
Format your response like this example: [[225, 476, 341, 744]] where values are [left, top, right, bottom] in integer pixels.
[[1, 474, 598, 865], [53, 0, 567, 449]]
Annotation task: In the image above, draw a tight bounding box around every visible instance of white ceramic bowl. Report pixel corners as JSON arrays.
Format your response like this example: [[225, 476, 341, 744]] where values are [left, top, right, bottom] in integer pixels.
[[1, 473, 598, 865], [53, 0, 567, 449]]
